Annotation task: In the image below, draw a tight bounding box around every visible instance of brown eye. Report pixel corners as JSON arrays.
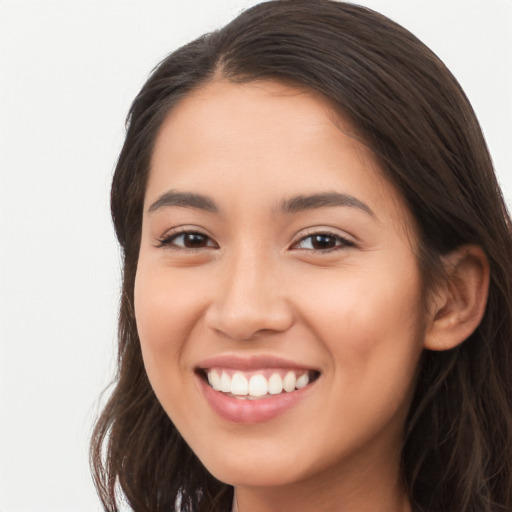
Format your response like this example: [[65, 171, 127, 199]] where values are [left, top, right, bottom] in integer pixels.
[[310, 234, 338, 250], [160, 231, 217, 249], [181, 233, 210, 248], [293, 233, 353, 251]]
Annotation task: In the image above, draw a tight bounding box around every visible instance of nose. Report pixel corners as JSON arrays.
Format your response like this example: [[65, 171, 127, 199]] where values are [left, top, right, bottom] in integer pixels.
[[204, 251, 294, 341]]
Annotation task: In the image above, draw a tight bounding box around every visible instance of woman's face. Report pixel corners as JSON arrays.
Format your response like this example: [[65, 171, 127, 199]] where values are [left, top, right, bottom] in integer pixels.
[[135, 80, 428, 490]]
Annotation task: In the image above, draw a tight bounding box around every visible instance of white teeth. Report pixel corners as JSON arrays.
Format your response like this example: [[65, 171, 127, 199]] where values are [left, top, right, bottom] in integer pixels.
[[220, 372, 231, 393], [283, 371, 296, 392], [231, 372, 249, 395], [248, 374, 268, 397], [208, 369, 222, 391], [206, 369, 315, 397], [295, 373, 310, 389], [268, 373, 283, 395]]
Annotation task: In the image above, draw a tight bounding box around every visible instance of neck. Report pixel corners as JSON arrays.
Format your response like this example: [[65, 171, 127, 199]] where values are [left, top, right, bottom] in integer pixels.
[[231, 452, 410, 512], [233, 483, 410, 512]]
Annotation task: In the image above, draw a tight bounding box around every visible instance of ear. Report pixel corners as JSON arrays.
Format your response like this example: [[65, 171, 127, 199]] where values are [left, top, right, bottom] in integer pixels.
[[424, 245, 490, 351]]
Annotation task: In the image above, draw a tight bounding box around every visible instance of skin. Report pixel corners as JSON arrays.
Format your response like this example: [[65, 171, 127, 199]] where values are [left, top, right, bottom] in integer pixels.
[[134, 80, 466, 512]]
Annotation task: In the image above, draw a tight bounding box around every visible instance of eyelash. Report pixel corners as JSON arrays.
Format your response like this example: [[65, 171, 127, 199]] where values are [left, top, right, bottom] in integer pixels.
[[156, 229, 355, 253], [156, 230, 217, 250], [291, 232, 355, 252]]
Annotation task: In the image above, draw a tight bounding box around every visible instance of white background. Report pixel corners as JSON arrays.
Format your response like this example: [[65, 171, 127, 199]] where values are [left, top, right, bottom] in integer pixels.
[[0, 1, 510, 510]]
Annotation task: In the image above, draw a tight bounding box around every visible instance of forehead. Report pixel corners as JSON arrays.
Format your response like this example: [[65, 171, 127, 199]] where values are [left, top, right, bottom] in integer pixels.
[[146, 79, 414, 236], [150, 79, 363, 174]]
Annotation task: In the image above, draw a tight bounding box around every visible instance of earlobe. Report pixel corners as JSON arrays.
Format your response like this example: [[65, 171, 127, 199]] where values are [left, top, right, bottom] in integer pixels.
[[424, 245, 490, 351]]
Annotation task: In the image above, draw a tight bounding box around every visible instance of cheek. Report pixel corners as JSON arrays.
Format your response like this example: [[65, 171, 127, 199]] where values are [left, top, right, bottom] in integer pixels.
[[133, 262, 219, 420], [133, 266, 193, 391], [134, 270, 170, 352], [133, 264, 218, 445], [133, 266, 197, 420], [296, 260, 425, 380], [134, 264, 205, 354]]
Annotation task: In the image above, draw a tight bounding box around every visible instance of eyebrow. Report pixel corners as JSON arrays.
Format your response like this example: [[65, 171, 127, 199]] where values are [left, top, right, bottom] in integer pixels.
[[148, 190, 218, 213], [147, 189, 374, 217], [278, 192, 374, 217]]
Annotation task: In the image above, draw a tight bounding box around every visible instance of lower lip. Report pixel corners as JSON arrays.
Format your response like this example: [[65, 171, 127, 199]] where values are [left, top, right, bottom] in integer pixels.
[[198, 376, 316, 424]]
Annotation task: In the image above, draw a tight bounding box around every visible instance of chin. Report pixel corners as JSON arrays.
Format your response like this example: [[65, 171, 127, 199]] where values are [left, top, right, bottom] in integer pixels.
[[191, 434, 331, 490], [204, 459, 303, 488]]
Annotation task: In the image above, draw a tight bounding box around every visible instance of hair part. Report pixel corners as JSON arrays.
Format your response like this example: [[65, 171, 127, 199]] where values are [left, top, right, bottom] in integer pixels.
[[91, 2, 512, 511]]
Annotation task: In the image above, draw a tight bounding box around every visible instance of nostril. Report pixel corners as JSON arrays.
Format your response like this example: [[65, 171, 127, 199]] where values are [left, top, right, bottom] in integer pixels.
[[205, 305, 295, 341], [203, 274, 294, 341]]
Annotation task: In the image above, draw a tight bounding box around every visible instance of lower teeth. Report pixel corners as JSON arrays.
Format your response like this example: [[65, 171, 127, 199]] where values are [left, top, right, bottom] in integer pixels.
[[226, 388, 299, 400], [231, 394, 273, 400]]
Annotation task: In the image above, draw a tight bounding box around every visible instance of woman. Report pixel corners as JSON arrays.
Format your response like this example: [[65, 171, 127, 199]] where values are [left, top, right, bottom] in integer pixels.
[[90, 1, 512, 511]]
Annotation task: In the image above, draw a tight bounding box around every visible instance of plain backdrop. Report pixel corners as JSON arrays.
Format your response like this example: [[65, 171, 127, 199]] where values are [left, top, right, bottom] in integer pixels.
[[0, 1, 511, 510]]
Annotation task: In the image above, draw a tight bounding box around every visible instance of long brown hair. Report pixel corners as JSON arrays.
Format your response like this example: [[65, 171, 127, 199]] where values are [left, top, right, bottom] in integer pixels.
[[90, 1, 512, 511]]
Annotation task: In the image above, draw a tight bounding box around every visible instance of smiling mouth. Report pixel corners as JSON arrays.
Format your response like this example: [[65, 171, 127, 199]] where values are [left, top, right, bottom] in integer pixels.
[[197, 367, 321, 400]]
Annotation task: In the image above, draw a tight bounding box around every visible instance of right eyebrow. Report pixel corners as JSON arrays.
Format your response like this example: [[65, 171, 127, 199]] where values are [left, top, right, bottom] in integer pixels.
[[277, 192, 375, 217], [147, 190, 219, 214]]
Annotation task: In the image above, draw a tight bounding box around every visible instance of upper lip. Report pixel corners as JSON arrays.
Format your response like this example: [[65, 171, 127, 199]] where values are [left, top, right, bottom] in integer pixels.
[[196, 354, 320, 372]]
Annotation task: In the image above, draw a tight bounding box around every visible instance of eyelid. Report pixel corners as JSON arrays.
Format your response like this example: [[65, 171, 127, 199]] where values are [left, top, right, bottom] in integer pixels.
[[155, 226, 218, 249], [290, 227, 356, 251]]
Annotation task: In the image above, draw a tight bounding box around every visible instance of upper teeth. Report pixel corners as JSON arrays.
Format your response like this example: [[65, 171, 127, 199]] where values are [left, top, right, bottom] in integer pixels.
[[206, 369, 311, 398]]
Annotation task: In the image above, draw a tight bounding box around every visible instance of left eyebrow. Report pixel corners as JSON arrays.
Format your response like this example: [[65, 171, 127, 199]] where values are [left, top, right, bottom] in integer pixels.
[[147, 190, 219, 214], [277, 192, 375, 217]]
